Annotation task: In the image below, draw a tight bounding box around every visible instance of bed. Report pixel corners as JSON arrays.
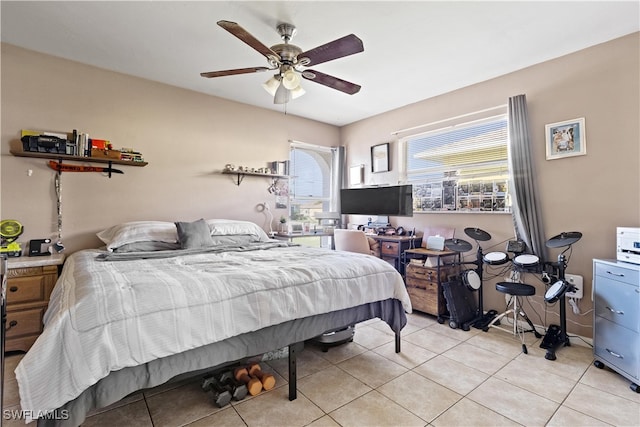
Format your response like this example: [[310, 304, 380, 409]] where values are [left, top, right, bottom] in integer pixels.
[[15, 219, 412, 426]]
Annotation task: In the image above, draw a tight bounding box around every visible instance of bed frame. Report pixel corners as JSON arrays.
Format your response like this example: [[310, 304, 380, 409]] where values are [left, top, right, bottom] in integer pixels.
[[40, 298, 406, 426]]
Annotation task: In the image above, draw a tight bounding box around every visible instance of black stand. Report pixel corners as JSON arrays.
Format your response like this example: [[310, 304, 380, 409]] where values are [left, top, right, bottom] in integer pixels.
[[287, 341, 304, 401], [465, 245, 497, 330], [540, 253, 572, 360]]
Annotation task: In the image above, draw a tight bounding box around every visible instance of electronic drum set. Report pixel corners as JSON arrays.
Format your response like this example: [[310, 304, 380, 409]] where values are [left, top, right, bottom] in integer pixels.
[[540, 231, 583, 360], [441, 226, 583, 359], [442, 227, 506, 331]]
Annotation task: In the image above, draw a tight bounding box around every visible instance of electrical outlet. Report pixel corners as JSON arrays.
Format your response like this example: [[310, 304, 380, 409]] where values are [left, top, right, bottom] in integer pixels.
[[565, 273, 583, 299]]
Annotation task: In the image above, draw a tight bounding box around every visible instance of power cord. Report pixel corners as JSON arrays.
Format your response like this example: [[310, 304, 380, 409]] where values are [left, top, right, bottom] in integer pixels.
[[527, 296, 594, 327], [568, 297, 580, 315], [566, 334, 593, 348]]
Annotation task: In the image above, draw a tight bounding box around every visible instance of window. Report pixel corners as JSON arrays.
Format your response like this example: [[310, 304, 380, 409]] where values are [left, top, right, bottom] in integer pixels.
[[402, 115, 510, 213], [288, 142, 334, 222]]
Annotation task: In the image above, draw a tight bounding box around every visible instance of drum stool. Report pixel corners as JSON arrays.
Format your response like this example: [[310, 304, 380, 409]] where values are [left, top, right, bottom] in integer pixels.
[[483, 281, 541, 353]]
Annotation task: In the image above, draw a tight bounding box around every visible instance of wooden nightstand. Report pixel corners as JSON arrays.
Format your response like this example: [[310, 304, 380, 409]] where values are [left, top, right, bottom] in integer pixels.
[[403, 248, 459, 322], [5, 254, 65, 352]]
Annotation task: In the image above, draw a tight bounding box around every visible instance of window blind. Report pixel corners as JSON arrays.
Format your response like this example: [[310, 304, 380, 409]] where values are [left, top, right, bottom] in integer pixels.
[[404, 115, 510, 212]]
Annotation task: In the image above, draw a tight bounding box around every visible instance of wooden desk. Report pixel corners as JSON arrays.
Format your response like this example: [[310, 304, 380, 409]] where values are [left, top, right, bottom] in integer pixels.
[[274, 232, 335, 249], [369, 235, 422, 276]]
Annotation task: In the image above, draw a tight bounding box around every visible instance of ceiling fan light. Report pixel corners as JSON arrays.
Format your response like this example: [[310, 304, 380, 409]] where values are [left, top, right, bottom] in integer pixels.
[[262, 76, 281, 96], [291, 85, 306, 100], [281, 69, 301, 90], [274, 83, 292, 104]]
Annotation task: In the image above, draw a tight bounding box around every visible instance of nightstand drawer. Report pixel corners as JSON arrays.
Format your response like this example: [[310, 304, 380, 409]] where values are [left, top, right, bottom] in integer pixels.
[[407, 286, 445, 316], [6, 308, 45, 339], [380, 241, 399, 256], [6, 276, 48, 304], [406, 275, 439, 290], [406, 265, 449, 283]]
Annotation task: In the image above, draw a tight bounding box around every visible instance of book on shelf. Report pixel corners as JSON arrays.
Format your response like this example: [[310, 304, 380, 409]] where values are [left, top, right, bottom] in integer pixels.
[[19, 128, 143, 162]]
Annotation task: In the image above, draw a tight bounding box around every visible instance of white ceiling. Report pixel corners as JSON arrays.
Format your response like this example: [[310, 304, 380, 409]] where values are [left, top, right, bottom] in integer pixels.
[[1, 1, 638, 126]]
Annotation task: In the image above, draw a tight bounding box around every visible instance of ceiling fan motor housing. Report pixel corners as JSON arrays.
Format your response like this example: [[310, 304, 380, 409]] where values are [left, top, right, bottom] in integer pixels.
[[270, 43, 302, 65]]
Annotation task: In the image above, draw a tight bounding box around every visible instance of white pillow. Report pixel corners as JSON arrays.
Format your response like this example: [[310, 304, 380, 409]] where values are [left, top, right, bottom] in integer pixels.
[[205, 219, 270, 242], [97, 221, 178, 252]]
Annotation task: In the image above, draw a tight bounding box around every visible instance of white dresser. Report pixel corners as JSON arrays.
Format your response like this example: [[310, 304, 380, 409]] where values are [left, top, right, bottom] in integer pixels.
[[592, 259, 640, 392]]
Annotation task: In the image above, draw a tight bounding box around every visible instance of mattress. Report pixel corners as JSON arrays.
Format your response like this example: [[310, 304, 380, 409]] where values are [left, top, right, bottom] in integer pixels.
[[16, 243, 411, 424]]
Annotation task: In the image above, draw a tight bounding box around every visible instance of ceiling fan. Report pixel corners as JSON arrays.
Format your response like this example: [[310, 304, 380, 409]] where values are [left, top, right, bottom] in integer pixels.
[[201, 20, 364, 104]]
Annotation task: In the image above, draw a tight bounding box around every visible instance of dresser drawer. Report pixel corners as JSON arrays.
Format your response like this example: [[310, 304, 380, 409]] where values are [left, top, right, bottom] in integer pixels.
[[594, 276, 639, 331], [6, 255, 64, 353], [7, 264, 57, 278], [5, 308, 45, 339], [594, 316, 639, 380], [595, 262, 640, 287], [380, 241, 399, 256], [6, 275, 48, 304]]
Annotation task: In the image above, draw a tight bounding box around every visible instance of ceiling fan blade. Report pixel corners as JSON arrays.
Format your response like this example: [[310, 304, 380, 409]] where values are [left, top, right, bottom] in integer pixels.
[[217, 20, 279, 62], [200, 67, 270, 78], [302, 70, 361, 95], [298, 34, 364, 66]]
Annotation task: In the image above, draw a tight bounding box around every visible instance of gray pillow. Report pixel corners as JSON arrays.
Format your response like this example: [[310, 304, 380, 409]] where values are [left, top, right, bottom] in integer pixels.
[[175, 219, 213, 249]]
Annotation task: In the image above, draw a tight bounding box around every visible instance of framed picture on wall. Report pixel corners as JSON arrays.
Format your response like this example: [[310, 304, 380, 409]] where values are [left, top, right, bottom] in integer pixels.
[[349, 164, 364, 186], [371, 143, 390, 173], [545, 117, 586, 160]]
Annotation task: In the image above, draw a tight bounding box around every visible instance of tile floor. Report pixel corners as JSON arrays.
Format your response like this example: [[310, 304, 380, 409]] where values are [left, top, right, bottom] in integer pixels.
[[3, 312, 640, 427]]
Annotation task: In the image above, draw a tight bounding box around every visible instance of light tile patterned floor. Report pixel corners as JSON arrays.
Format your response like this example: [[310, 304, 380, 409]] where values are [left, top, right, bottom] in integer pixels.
[[4, 312, 640, 427]]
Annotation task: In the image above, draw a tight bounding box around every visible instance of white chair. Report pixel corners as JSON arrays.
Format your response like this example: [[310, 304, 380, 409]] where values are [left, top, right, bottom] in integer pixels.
[[333, 229, 376, 255]]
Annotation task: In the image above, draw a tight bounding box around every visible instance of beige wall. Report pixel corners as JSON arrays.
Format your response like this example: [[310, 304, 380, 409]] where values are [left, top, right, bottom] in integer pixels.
[[2, 33, 638, 339], [340, 33, 640, 338], [1, 43, 340, 252]]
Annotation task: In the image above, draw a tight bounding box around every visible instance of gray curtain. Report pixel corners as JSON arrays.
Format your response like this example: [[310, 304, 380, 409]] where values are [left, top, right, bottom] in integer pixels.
[[508, 94, 548, 262]]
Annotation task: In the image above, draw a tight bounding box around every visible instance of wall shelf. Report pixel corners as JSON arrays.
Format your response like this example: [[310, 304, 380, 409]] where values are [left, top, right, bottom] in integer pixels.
[[10, 149, 148, 167], [221, 169, 288, 186]]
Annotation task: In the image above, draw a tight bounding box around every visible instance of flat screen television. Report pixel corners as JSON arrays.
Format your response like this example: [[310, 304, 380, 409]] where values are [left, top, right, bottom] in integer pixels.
[[340, 185, 413, 217]]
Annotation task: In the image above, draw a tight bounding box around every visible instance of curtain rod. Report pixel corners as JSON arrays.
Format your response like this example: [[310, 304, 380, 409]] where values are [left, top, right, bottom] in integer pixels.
[[390, 104, 508, 136]]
